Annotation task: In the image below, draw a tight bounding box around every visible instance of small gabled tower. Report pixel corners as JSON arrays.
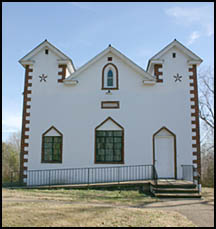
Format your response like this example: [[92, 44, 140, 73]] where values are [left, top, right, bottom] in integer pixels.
[[146, 39, 203, 184], [18, 39, 75, 184]]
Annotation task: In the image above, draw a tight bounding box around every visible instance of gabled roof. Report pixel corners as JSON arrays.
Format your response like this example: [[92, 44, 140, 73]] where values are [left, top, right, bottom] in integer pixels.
[[146, 39, 203, 71], [64, 45, 155, 82], [19, 39, 76, 73]]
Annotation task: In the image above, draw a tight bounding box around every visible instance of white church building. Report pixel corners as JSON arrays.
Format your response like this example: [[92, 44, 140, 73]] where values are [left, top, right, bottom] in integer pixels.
[[19, 39, 202, 186]]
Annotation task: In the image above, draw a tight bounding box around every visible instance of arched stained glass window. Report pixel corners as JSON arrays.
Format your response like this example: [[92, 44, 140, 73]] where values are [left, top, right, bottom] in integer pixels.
[[102, 63, 118, 90], [107, 70, 113, 86]]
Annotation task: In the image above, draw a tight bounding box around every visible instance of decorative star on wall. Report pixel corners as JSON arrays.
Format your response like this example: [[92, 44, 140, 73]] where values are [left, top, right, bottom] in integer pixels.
[[39, 74, 48, 82], [173, 73, 182, 82]]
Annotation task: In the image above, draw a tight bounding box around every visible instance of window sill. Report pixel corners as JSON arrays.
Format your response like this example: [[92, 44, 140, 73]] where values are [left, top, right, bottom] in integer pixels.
[[101, 87, 118, 90], [41, 161, 62, 164], [95, 161, 124, 164]]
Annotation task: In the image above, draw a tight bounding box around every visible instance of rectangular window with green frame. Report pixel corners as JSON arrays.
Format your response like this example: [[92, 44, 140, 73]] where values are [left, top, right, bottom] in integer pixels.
[[42, 136, 62, 163], [95, 130, 123, 163]]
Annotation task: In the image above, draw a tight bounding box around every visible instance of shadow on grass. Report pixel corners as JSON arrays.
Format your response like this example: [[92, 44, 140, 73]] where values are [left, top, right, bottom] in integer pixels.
[[131, 199, 214, 209]]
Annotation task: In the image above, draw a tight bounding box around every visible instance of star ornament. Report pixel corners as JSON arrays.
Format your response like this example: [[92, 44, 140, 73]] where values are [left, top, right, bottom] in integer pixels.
[[173, 73, 182, 82], [39, 74, 48, 82]]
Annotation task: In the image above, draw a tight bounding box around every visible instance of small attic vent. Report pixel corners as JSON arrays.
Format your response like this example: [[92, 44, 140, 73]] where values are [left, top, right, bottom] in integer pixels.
[[45, 49, 49, 55], [172, 53, 176, 58], [108, 57, 112, 61]]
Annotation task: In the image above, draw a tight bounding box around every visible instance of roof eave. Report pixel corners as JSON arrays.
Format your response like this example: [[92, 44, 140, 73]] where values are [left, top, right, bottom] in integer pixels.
[[146, 39, 203, 70], [110, 47, 155, 81], [64, 47, 110, 81], [19, 60, 35, 68], [188, 59, 203, 66], [19, 40, 75, 70], [65, 45, 155, 82]]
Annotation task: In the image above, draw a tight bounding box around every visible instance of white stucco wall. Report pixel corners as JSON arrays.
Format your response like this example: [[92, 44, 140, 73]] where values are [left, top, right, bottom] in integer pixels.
[[23, 45, 197, 185]]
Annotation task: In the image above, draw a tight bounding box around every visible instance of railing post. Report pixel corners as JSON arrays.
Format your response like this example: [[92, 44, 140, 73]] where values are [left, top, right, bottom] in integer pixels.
[[152, 165, 158, 187], [118, 167, 120, 184], [49, 170, 51, 187], [182, 165, 184, 180], [192, 166, 194, 184], [198, 176, 201, 193], [88, 168, 90, 185]]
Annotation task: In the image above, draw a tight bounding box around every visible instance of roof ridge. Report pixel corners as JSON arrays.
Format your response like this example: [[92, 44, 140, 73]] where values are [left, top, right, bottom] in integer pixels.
[[65, 45, 155, 82], [146, 39, 202, 71]]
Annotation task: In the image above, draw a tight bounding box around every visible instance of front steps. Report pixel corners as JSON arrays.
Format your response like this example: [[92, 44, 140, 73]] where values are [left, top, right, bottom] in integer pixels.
[[150, 180, 201, 198]]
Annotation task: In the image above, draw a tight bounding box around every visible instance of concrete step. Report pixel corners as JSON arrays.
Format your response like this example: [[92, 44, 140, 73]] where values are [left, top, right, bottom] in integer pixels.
[[153, 193, 201, 198], [153, 188, 199, 194], [152, 184, 196, 189]]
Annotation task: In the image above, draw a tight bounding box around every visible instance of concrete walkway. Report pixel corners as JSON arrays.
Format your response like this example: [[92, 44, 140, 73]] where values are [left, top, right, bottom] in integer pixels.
[[133, 198, 214, 227]]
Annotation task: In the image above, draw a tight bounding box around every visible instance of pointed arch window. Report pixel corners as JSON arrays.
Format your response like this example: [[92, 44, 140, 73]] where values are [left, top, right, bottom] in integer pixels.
[[102, 63, 119, 90], [95, 117, 124, 164], [107, 70, 113, 86], [41, 126, 63, 163]]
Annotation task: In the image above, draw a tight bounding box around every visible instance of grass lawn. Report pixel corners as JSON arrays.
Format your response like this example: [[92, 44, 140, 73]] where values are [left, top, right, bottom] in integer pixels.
[[200, 187, 214, 204], [3, 187, 212, 227]]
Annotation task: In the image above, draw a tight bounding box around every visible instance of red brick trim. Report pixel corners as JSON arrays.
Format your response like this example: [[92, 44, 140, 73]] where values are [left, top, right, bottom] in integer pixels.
[[189, 65, 201, 182], [154, 64, 163, 83], [20, 65, 33, 184], [23, 151, 28, 155], [58, 64, 67, 83]]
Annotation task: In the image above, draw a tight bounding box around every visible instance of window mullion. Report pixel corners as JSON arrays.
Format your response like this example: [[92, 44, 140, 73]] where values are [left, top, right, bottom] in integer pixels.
[[52, 137, 54, 161], [105, 133, 107, 162], [112, 131, 115, 162]]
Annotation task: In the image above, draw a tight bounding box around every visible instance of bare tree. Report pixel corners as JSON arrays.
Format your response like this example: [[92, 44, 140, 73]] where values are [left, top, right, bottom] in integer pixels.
[[198, 66, 214, 187], [198, 66, 214, 135], [2, 131, 21, 183], [201, 145, 214, 187], [6, 131, 21, 153]]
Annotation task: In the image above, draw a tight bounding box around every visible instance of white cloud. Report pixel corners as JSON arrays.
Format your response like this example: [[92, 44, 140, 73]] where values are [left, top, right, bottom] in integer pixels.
[[69, 2, 96, 12], [165, 5, 214, 44], [187, 31, 201, 45]]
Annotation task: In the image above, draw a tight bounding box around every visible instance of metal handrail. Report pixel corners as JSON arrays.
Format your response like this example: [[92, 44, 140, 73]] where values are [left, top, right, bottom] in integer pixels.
[[26, 164, 153, 172], [193, 165, 201, 193], [152, 165, 158, 186], [25, 164, 154, 186], [181, 165, 194, 182], [181, 164, 201, 193]]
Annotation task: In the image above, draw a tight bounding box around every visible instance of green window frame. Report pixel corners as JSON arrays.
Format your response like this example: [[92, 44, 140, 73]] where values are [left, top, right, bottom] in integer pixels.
[[42, 136, 62, 163], [95, 130, 123, 163]]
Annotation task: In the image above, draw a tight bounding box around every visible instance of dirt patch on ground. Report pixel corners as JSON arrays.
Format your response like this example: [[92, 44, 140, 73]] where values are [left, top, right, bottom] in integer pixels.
[[2, 187, 214, 227], [2, 188, 196, 227]]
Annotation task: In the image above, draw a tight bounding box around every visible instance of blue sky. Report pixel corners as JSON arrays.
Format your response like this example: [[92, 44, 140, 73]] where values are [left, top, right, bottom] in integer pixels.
[[2, 2, 214, 141]]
